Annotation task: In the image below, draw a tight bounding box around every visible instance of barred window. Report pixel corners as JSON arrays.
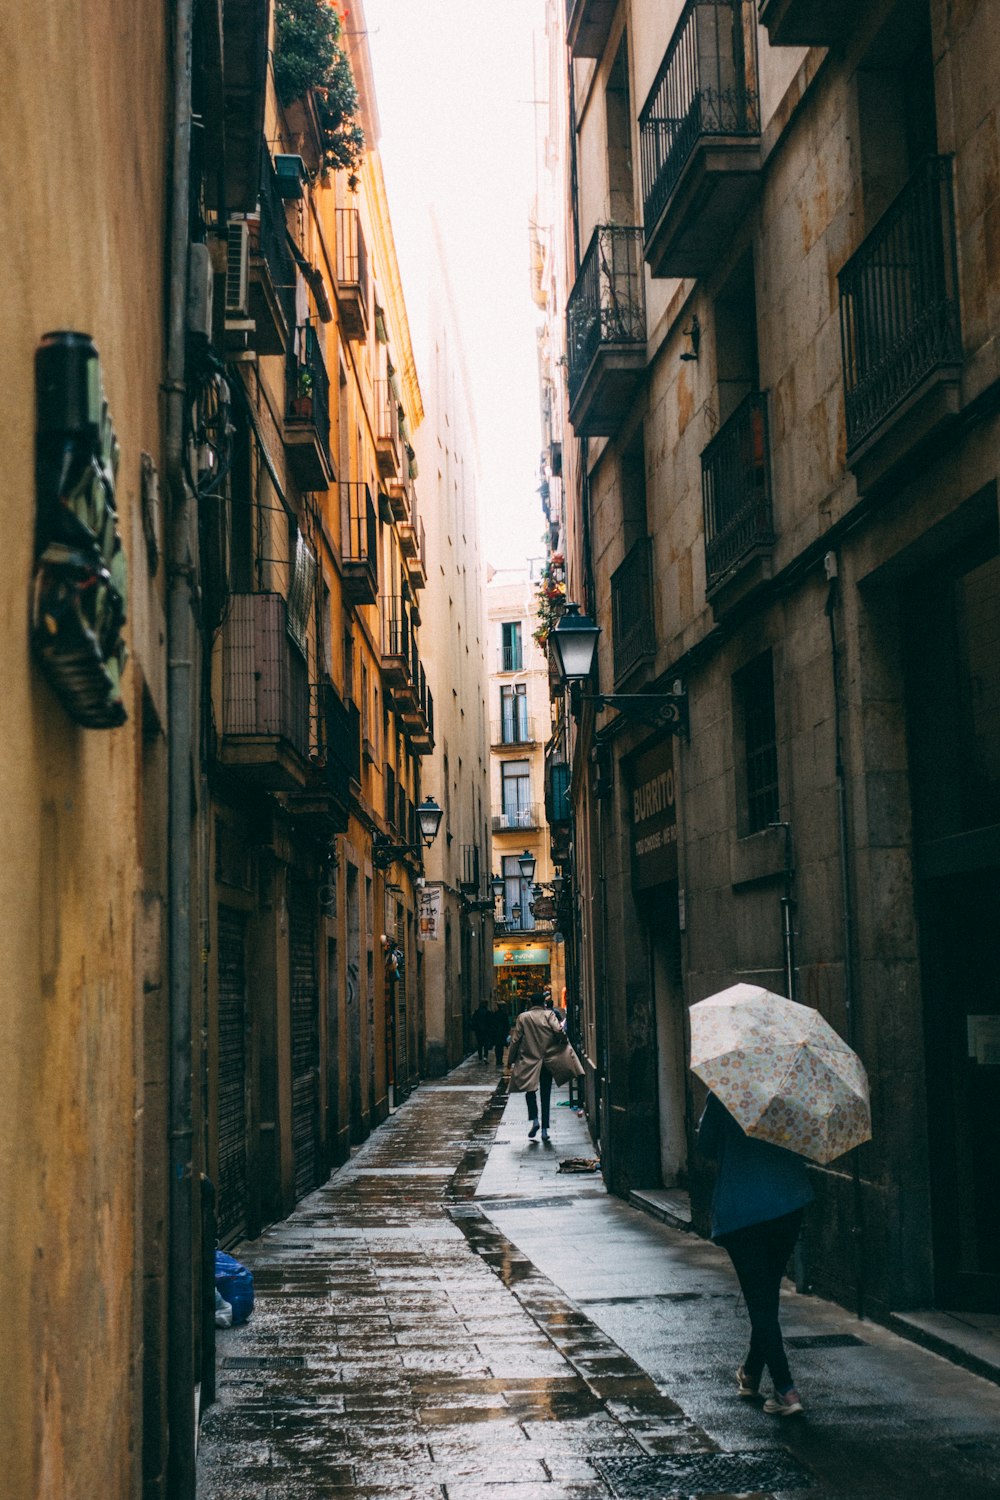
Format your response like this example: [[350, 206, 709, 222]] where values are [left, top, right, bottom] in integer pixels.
[[735, 651, 779, 834]]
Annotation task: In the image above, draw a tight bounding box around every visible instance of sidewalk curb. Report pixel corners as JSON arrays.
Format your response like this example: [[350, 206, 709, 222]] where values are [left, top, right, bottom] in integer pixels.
[[886, 1311, 1000, 1391]]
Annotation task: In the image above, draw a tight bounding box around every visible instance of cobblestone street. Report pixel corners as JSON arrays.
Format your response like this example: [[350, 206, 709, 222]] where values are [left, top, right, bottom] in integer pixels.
[[197, 1062, 1000, 1499]]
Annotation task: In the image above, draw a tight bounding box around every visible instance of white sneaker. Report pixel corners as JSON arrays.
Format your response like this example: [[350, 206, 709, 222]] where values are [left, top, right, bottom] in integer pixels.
[[528, 1120, 540, 1139]]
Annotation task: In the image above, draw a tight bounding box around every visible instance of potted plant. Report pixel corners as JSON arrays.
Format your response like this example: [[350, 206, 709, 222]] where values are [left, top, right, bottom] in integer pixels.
[[291, 366, 313, 419]]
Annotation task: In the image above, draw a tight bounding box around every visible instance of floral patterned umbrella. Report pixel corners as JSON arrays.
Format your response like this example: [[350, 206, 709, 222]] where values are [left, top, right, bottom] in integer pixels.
[[689, 983, 871, 1164]]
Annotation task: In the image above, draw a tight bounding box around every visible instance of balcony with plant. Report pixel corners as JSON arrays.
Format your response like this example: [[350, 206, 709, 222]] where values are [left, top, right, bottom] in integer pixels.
[[273, 0, 365, 182]]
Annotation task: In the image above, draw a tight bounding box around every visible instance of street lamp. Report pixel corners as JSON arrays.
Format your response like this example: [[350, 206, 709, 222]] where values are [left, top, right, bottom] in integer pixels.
[[511, 903, 522, 925], [372, 795, 444, 870], [550, 603, 689, 738], [517, 849, 536, 883], [491, 873, 504, 899]]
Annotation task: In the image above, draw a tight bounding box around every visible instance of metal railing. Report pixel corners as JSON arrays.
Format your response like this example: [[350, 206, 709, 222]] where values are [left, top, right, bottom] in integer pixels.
[[221, 593, 309, 759], [258, 153, 297, 332], [567, 225, 646, 407], [342, 481, 378, 574], [288, 325, 332, 471], [640, 0, 759, 234], [838, 155, 961, 453], [701, 391, 774, 588], [460, 843, 480, 892], [492, 712, 536, 746], [611, 536, 656, 682], [335, 206, 369, 301], [381, 594, 412, 663], [492, 802, 542, 833], [545, 760, 572, 826], [376, 379, 400, 449], [498, 643, 524, 673]]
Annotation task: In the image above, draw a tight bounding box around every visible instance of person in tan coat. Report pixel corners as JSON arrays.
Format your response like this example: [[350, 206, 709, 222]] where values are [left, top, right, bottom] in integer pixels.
[[507, 993, 584, 1141]]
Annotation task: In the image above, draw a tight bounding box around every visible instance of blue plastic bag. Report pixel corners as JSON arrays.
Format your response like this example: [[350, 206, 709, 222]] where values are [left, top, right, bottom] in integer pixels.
[[214, 1249, 254, 1325]]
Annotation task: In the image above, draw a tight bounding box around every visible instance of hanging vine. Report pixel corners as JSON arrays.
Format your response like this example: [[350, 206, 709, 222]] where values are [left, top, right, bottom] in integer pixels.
[[273, 0, 365, 176]]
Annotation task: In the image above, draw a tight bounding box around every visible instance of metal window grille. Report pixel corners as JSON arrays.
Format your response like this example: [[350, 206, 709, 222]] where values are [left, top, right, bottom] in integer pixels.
[[701, 391, 774, 588], [221, 593, 310, 759], [611, 537, 656, 682], [335, 206, 368, 302]]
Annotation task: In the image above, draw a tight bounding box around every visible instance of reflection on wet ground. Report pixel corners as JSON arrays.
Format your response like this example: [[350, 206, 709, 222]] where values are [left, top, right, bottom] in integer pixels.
[[196, 1063, 752, 1499]]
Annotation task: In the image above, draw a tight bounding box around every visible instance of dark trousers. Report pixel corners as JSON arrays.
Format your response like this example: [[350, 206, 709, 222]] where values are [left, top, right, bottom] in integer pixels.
[[475, 1036, 488, 1060], [717, 1208, 803, 1393], [493, 1040, 505, 1065], [526, 1067, 553, 1128]]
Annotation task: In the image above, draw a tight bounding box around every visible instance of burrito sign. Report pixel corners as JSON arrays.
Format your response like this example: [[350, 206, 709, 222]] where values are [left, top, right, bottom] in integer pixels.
[[627, 737, 678, 890]]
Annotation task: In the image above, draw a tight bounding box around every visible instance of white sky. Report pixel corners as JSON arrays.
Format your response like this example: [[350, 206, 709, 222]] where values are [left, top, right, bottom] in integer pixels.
[[363, 0, 546, 573]]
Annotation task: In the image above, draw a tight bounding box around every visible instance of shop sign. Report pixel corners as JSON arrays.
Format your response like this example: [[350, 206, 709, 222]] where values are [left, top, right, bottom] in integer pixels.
[[627, 736, 678, 890], [418, 885, 442, 940], [493, 944, 550, 966]]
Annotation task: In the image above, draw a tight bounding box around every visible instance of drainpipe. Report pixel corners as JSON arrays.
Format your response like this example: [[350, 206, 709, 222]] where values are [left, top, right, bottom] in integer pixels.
[[824, 555, 866, 1321], [165, 0, 197, 1493]]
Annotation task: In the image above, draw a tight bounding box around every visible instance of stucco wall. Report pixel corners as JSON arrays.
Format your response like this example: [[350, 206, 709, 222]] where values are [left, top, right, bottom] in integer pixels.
[[0, 2, 167, 1494]]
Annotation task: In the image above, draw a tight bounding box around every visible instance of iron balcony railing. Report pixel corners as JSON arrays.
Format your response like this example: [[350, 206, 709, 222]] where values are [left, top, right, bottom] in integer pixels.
[[342, 481, 378, 574], [498, 643, 524, 673], [611, 536, 656, 683], [336, 206, 369, 301], [701, 391, 774, 588], [376, 379, 400, 449], [258, 152, 297, 333], [640, 0, 759, 235], [381, 594, 412, 663], [493, 711, 536, 746], [288, 325, 332, 470], [492, 802, 542, 833], [221, 593, 310, 759], [308, 678, 355, 803], [566, 225, 646, 407], [838, 155, 961, 453]]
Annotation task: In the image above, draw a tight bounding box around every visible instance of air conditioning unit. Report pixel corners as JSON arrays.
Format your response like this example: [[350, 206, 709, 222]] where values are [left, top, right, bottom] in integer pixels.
[[225, 221, 251, 319]]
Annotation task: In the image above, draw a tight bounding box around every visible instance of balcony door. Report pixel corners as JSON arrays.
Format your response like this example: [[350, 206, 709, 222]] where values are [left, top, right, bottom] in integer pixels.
[[501, 759, 531, 829], [503, 854, 534, 932], [501, 620, 523, 673], [500, 684, 528, 744]]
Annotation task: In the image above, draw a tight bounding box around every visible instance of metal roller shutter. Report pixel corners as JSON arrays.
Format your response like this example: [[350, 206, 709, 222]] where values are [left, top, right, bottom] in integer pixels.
[[289, 875, 320, 1200], [217, 906, 249, 1243]]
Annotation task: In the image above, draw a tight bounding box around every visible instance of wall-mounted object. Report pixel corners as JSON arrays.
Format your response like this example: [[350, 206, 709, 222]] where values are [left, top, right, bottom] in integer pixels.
[[274, 154, 306, 199], [31, 330, 129, 728]]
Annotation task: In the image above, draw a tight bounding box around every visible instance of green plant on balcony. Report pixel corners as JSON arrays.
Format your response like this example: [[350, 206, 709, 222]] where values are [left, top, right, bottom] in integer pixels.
[[532, 564, 566, 649], [274, 0, 365, 177], [291, 364, 314, 418]]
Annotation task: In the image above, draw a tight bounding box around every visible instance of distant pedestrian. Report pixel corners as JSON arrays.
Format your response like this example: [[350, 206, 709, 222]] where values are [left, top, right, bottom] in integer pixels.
[[697, 1090, 813, 1416], [490, 1000, 510, 1068], [507, 990, 584, 1141], [471, 1000, 491, 1062]]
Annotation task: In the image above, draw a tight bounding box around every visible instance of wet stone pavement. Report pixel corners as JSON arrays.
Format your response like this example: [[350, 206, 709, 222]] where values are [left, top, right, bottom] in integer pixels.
[[197, 1060, 1000, 1499]]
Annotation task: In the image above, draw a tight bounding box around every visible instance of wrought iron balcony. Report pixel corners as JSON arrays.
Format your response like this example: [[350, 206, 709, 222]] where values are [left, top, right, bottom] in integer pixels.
[[758, 0, 859, 48], [491, 713, 537, 748], [341, 481, 378, 605], [375, 379, 401, 479], [701, 391, 774, 595], [290, 678, 355, 829], [497, 643, 524, 673], [285, 326, 333, 491], [567, 225, 646, 437], [611, 536, 656, 685], [565, 0, 618, 59], [219, 592, 310, 789], [247, 152, 297, 355], [838, 156, 962, 490], [492, 803, 542, 834], [381, 595, 413, 691], [335, 206, 369, 341], [640, 0, 761, 277]]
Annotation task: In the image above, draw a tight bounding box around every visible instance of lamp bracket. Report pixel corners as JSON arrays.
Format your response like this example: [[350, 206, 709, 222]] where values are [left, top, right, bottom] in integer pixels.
[[581, 691, 688, 739]]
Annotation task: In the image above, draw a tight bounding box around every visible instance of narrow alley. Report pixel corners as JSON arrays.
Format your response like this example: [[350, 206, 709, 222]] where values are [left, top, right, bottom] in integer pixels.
[[197, 1064, 1000, 1500]]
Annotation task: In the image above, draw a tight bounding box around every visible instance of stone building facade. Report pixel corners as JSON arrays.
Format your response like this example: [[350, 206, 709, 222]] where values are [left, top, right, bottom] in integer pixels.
[[550, 0, 1000, 1321]]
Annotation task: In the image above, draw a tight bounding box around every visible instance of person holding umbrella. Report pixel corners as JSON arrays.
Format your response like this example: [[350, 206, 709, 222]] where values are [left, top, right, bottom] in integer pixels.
[[691, 983, 872, 1418]]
